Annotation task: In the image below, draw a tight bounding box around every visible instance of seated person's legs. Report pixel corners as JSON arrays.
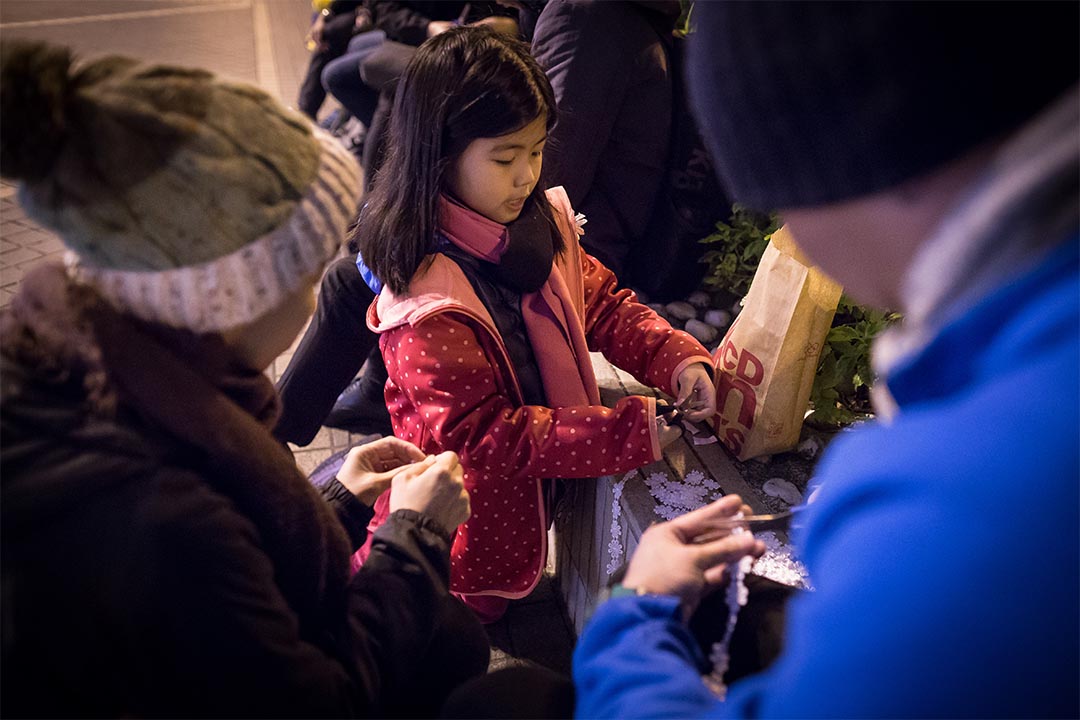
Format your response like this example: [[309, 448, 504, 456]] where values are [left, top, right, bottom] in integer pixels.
[[390, 593, 492, 718], [320, 30, 386, 129], [274, 256, 380, 445], [361, 91, 393, 192], [323, 347, 392, 437], [441, 666, 575, 719]]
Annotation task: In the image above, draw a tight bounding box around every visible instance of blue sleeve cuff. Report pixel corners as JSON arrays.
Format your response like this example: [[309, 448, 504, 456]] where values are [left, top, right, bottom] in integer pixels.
[[355, 252, 382, 294], [574, 595, 721, 718]]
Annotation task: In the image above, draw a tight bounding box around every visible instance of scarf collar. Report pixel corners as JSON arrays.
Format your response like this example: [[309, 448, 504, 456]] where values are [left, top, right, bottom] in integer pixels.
[[436, 193, 555, 292], [436, 193, 601, 407]]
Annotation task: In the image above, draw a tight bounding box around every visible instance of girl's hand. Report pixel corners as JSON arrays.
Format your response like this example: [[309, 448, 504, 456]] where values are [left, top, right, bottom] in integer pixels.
[[336, 436, 427, 506], [657, 417, 683, 450], [675, 363, 716, 421]]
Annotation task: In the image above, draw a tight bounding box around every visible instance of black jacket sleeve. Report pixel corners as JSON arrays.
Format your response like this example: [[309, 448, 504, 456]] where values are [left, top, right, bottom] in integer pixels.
[[366, 1, 510, 46], [320, 477, 375, 551], [330, 0, 365, 13], [148, 471, 461, 717], [367, 0, 439, 46]]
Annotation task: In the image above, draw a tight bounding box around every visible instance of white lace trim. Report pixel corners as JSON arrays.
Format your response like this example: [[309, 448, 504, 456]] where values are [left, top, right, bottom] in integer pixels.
[[643, 468, 721, 521], [605, 472, 633, 577], [68, 129, 362, 332]]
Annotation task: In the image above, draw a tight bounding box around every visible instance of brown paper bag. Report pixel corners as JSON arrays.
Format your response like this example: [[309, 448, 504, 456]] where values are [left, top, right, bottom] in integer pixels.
[[711, 226, 842, 460]]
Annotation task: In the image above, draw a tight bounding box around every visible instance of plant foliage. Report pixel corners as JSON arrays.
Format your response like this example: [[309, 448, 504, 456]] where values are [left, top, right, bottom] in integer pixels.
[[699, 205, 779, 300], [807, 298, 902, 425], [698, 207, 901, 426]]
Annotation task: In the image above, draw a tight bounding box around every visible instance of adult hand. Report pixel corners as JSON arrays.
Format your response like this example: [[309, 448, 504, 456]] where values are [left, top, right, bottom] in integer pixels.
[[427, 19, 455, 37], [389, 451, 471, 531], [336, 436, 427, 506], [675, 363, 716, 421], [354, 8, 373, 33], [471, 15, 519, 36], [307, 12, 328, 51], [621, 495, 764, 615]]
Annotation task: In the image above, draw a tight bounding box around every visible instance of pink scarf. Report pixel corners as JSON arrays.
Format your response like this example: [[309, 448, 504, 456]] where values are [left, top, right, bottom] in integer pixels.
[[436, 194, 601, 408]]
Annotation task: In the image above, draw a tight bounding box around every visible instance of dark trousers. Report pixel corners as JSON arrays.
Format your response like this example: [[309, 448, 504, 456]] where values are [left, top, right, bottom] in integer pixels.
[[297, 11, 364, 119], [362, 91, 394, 191], [321, 30, 386, 127], [440, 574, 796, 718], [357, 40, 416, 188], [298, 48, 339, 120], [392, 592, 492, 718], [274, 257, 380, 446]]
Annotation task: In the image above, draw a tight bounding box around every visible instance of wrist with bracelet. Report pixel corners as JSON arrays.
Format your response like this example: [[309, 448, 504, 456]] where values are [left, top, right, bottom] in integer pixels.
[[608, 582, 648, 599]]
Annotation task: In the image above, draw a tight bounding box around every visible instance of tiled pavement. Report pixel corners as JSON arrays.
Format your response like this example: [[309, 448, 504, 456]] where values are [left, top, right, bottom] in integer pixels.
[[0, 183, 67, 308], [1, 0, 575, 677]]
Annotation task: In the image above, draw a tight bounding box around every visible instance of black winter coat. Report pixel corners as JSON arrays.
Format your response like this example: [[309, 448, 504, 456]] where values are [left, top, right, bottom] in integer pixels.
[[0, 266, 487, 718]]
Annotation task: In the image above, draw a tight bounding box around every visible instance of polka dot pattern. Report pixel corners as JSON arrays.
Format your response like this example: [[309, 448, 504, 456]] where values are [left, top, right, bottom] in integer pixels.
[[360, 211, 714, 595], [578, 248, 713, 396]]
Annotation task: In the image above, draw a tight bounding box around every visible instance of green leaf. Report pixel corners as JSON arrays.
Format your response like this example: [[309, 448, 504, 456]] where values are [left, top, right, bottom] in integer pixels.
[[696, 204, 902, 427], [827, 325, 860, 343]]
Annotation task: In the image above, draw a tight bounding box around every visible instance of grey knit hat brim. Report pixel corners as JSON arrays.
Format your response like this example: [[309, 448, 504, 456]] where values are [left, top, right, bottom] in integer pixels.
[[70, 129, 361, 332]]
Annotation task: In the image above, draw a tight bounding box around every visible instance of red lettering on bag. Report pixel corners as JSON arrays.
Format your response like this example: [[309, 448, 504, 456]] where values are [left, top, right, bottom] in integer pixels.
[[736, 349, 764, 385], [716, 373, 757, 430], [717, 322, 765, 387], [724, 428, 745, 455], [720, 339, 739, 372], [713, 318, 768, 452]]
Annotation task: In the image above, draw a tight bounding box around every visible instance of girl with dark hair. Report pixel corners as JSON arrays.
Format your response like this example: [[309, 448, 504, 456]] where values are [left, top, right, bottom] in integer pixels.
[[356, 25, 717, 621]]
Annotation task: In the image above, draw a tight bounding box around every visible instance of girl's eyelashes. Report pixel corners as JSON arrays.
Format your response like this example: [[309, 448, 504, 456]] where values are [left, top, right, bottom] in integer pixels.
[[493, 151, 542, 166]]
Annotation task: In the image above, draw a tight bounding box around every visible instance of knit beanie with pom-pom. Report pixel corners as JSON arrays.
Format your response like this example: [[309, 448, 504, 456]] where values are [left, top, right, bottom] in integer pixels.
[[0, 41, 362, 332]]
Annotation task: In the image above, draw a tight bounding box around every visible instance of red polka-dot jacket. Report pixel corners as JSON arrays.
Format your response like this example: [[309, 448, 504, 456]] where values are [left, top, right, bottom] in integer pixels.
[[363, 188, 713, 599]]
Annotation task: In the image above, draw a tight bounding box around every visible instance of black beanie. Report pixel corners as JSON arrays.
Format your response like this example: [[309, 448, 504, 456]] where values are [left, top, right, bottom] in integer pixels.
[[687, 1, 1079, 211]]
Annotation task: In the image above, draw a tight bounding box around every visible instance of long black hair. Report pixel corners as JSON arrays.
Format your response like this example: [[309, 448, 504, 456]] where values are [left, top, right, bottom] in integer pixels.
[[355, 25, 559, 295]]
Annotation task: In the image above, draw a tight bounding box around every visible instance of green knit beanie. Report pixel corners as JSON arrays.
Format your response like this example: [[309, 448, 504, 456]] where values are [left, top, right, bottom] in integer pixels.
[[0, 41, 362, 331]]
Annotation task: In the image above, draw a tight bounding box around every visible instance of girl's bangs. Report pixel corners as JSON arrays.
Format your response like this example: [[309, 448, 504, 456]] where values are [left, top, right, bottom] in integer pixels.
[[449, 89, 546, 145]]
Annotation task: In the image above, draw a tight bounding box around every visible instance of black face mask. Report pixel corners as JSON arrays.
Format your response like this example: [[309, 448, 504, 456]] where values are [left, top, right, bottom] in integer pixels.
[[493, 195, 556, 293]]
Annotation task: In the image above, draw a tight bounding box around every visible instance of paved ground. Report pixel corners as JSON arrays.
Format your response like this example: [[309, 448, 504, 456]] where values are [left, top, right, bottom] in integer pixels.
[[1, 0, 574, 676]]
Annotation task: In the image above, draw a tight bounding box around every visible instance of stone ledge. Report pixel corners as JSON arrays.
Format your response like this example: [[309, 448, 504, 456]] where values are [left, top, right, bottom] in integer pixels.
[[556, 354, 812, 635]]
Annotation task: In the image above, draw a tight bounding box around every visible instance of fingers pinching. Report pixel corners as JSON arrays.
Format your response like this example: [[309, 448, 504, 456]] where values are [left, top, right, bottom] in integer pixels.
[[694, 531, 758, 570], [693, 379, 717, 418], [657, 420, 683, 449], [388, 454, 434, 484], [703, 564, 729, 586], [675, 365, 716, 421], [374, 436, 427, 469], [675, 380, 694, 406], [432, 450, 460, 472], [669, 495, 744, 535]]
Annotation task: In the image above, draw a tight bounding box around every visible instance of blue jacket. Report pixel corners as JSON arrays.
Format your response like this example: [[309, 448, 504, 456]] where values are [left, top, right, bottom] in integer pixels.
[[573, 237, 1080, 718]]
